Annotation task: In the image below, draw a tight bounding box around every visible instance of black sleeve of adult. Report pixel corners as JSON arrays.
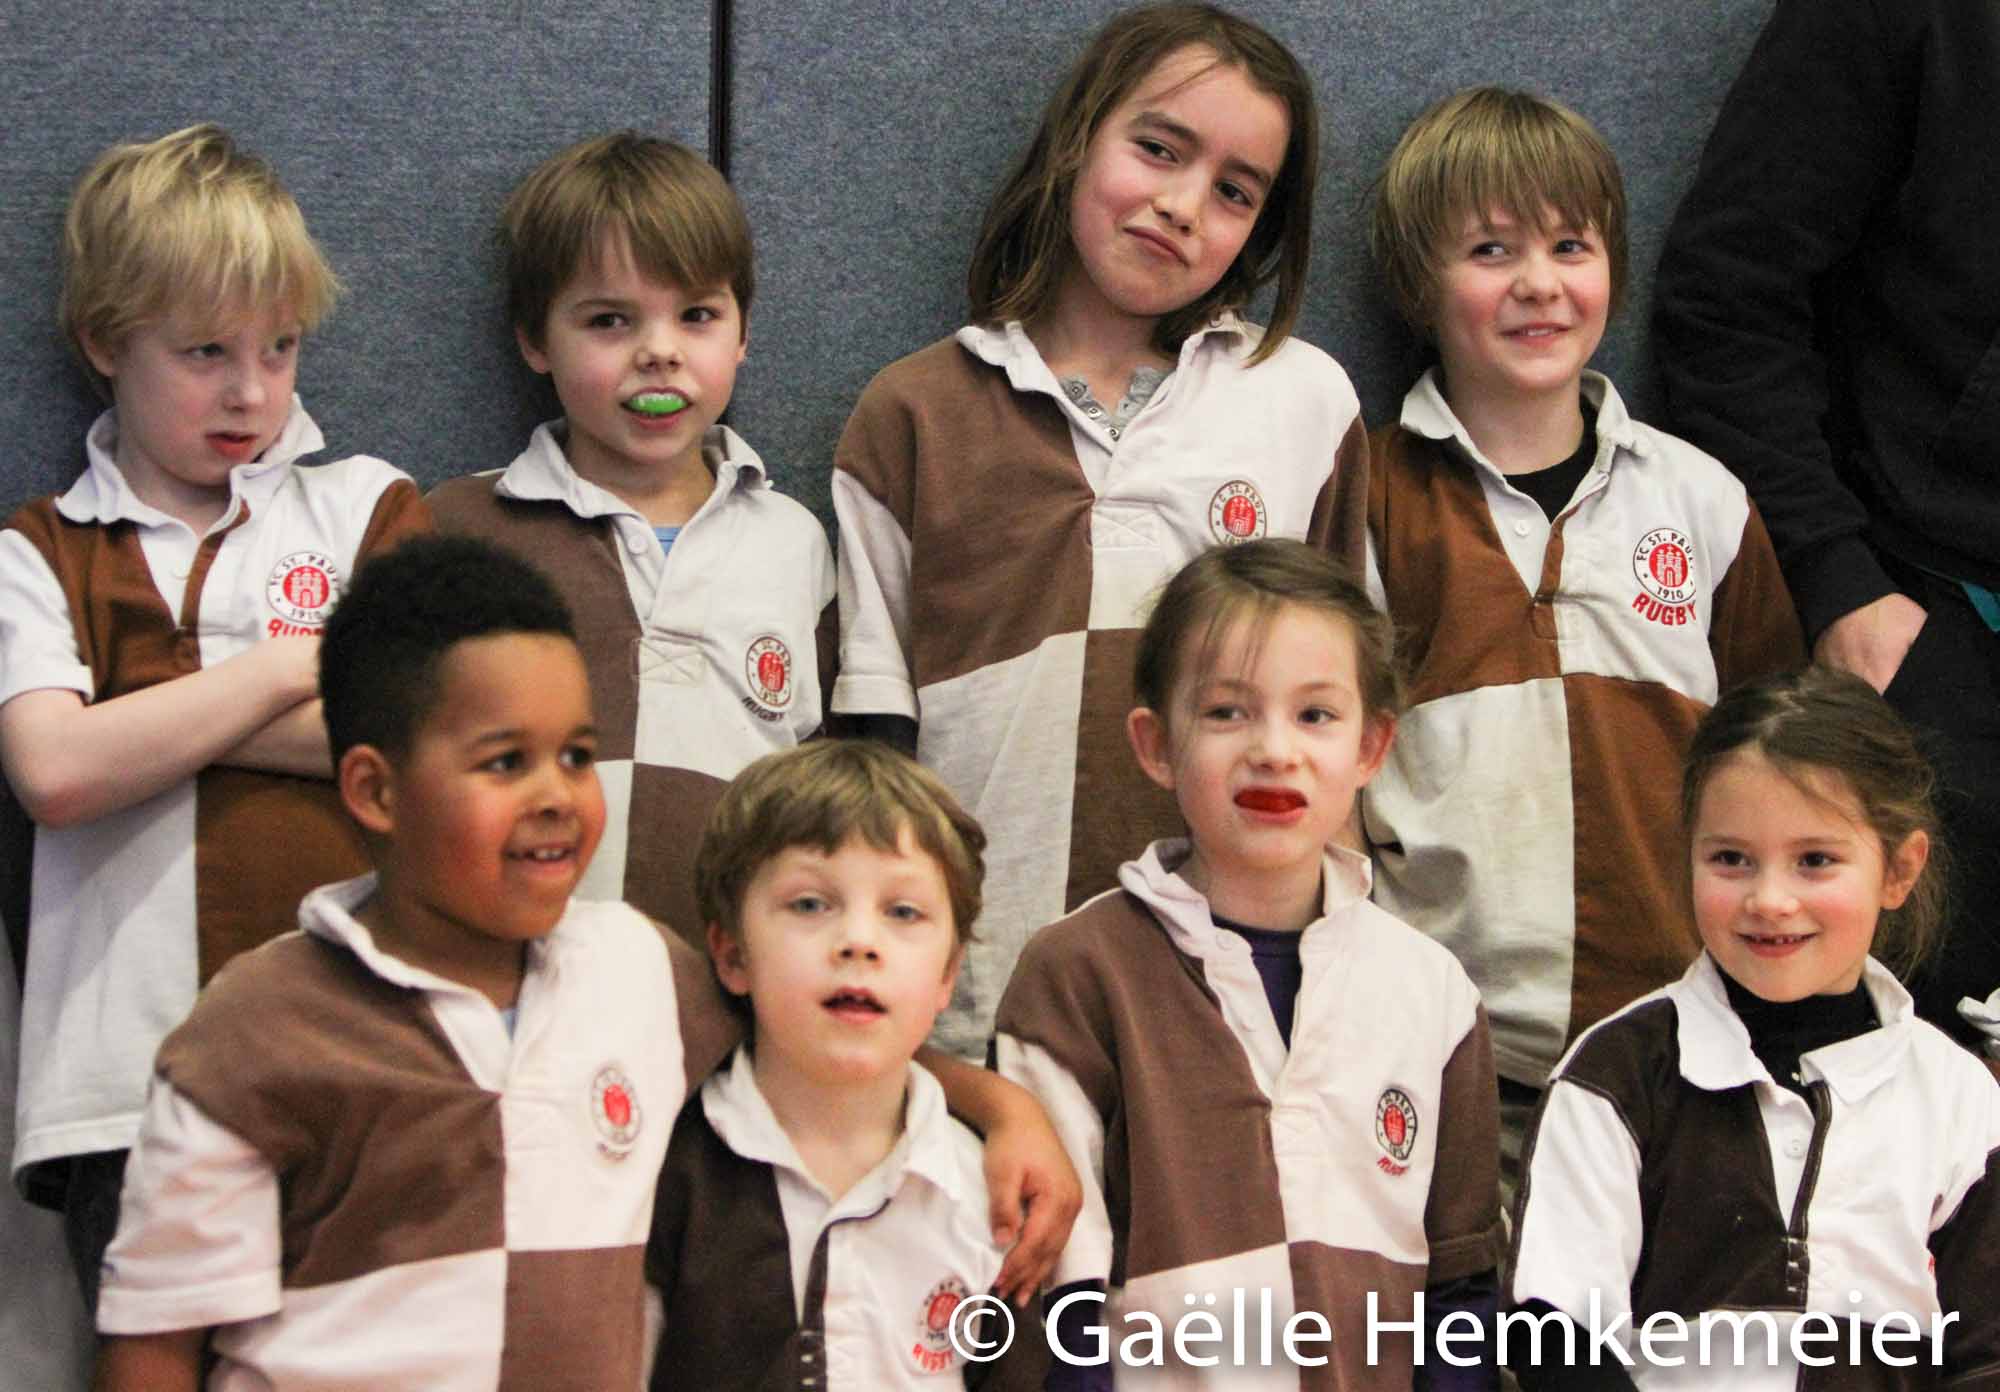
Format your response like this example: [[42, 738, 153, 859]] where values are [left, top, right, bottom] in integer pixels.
[[1651, 0, 1907, 637]]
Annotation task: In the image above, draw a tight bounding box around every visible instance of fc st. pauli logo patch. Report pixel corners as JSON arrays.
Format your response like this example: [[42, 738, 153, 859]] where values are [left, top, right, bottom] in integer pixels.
[[266, 551, 340, 636], [590, 1064, 641, 1159], [743, 635, 793, 723], [1375, 1087, 1419, 1176], [911, 1276, 970, 1373], [1631, 527, 1699, 627], [1209, 480, 1268, 544]]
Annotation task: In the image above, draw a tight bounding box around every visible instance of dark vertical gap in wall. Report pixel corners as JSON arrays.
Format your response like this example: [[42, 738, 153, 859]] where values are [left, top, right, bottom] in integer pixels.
[[709, 0, 733, 177], [711, 0, 734, 426]]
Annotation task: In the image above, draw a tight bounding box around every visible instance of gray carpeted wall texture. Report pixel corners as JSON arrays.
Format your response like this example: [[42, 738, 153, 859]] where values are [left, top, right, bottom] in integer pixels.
[[1, 0, 1774, 530]]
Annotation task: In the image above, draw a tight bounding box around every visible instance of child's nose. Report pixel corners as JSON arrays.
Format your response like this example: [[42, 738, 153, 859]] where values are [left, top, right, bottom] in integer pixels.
[[1151, 171, 1201, 231], [635, 324, 684, 370], [223, 362, 268, 408], [1745, 873, 1799, 919], [1512, 251, 1560, 300], [836, 913, 884, 960]]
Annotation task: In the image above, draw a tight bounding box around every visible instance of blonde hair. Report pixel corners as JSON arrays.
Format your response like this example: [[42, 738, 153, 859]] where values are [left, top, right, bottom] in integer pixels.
[[502, 132, 753, 345], [696, 741, 986, 951], [60, 124, 340, 398], [967, 3, 1317, 367], [1370, 86, 1627, 336]]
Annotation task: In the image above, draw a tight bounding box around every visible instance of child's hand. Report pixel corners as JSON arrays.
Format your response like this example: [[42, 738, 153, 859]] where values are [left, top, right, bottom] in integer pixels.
[[984, 1101, 1082, 1306]]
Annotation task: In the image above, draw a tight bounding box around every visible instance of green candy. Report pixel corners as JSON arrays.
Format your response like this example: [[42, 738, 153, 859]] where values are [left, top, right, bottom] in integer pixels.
[[627, 392, 688, 417]]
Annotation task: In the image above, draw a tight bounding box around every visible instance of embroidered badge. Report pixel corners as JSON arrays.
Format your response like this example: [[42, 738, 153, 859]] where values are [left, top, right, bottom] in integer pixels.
[[589, 1064, 641, 1159], [1208, 480, 1268, 544], [1630, 526, 1699, 628], [910, 1277, 970, 1374], [265, 551, 340, 636], [1375, 1087, 1419, 1175], [743, 635, 793, 721]]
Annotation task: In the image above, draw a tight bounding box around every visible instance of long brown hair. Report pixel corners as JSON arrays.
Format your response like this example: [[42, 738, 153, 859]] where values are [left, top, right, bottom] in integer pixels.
[[967, 4, 1317, 365]]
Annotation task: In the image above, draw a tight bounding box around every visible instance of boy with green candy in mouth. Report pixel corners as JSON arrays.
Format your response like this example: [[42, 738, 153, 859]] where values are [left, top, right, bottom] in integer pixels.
[[430, 132, 832, 951]]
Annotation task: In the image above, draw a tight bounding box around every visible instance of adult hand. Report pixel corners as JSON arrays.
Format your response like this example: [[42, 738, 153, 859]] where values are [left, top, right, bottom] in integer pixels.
[[1813, 593, 1928, 693]]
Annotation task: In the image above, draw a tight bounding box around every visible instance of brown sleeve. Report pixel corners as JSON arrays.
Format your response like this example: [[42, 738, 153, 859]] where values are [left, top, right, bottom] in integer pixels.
[[354, 478, 434, 562], [832, 364, 921, 537], [1708, 502, 1807, 691], [1423, 1004, 1506, 1281], [1932, 1139, 2000, 1380], [657, 919, 744, 1094], [1308, 414, 1371, 580], [812, 594, 838, 736]]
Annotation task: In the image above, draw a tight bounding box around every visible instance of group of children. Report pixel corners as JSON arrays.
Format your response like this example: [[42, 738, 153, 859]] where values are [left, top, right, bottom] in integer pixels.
[[2, 1, 1995, 1387]]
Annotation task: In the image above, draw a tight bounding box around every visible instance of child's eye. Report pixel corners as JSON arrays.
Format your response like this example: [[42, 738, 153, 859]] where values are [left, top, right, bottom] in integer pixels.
[[1554, 236, 1596, 256], [1298, 706, 1337, 726], [585, 311, 627, 330], [482, 750, 524, 774], [270, 335, 299, 357], [1469, 241, 1509, 260], [1705, 848, 1749, 870], [886, 902, 928, 924], [786, 894, 829, 915], [684, 305, 721, 325], [1215, 180, 1257, 211], [187, 342, 227, 361], [1134, 137, 1176, 162], [1199, 703, 1245, 722], [1799, 851, 1840, 871], [561, 743, 596, 771]]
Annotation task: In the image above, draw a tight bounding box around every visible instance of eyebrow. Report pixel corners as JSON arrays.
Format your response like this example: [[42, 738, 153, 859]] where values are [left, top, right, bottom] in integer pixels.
[[1130, 111, 1275, 192]]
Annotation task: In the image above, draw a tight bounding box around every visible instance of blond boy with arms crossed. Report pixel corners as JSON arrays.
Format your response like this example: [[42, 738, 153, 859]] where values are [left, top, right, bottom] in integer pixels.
[[431, 132, 833, 948], [0, 124, 426, 1311]]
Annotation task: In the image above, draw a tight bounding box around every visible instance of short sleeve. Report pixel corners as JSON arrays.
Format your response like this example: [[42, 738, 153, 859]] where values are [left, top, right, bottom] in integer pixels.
[[0, 529, 93, 709]]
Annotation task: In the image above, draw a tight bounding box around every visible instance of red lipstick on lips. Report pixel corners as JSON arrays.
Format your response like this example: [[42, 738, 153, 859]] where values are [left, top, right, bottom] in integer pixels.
[[1235, 788, 1306, 813]]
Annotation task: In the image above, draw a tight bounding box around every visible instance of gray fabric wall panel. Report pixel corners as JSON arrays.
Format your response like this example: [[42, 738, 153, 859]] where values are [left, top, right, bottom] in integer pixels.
[[0, 2, 711, 514], [728, 0, 1777, 529]]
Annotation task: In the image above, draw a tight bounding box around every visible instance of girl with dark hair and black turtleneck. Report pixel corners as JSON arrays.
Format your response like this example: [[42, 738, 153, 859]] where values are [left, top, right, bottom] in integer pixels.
[[1509, 666, 2000, 1389]]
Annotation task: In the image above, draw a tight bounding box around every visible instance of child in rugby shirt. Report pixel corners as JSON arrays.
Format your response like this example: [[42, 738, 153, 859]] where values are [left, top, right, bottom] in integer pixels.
[[431, 131, 833, 948], [1361, 87, 1804, 1192], [648, 740, 1037, 1390], [0, 123, 427, 1314], [95, 540, 1075, 1392]]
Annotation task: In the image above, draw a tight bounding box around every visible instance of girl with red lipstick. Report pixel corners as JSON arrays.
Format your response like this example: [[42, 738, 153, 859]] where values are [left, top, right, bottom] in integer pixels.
[[996, 540, 1504, 1390], [832, 4, 1370, 1066], [1511, 668, 2000, 1386]]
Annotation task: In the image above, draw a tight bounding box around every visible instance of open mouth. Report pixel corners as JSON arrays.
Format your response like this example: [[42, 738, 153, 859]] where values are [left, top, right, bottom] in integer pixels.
[[1739, 931, 1813, 951], [510, 845, 575, 864], [207, 432, 262, 460], [624, 391, 689, 418], [822, 987, 885, 1016], [1235, 788, 1307, 814]]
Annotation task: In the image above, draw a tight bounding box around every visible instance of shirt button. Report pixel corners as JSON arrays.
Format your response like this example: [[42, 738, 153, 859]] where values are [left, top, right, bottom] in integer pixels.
[[1513, 520, 1532, 537], [1785, 1136, 1807, 1158], [1108, 427, 1121, 440]]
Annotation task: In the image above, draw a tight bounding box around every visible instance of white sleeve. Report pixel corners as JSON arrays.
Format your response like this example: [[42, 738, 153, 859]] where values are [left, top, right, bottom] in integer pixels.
[[992, 1034, 1115, 1289], [96, 1078, 283, 1336], [830, 468, 917, 720], [1509, 1077, 1643, 1344], [0, 529, 94, 708]]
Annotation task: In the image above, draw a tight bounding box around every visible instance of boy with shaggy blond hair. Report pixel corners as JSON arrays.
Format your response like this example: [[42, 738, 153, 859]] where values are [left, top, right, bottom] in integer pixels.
[[431, 132, 833, 947], [1362, 87, 1804, 1187], [0, 123, 426, 1308]]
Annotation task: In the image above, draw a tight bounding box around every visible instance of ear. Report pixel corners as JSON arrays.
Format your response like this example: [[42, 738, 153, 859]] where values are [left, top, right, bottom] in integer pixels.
[[1879, 828, 1930, 912], [515, 323, 551, 375], [1353, 713, 1398, 790], [79, 329, 121, 381], [338, 745, 397, 836], [935, 942, 965, 1014], [706, 921, 753, 998], [1126, 706, 1176, 793]]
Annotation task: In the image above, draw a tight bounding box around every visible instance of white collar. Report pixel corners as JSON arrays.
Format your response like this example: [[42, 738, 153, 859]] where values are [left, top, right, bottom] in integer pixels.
[[1115, 837, 1373, 962], [57, 396, 325, 528], [954, 311, 1257, 388], [298, 872, 568, 1001], [1397, 367, 1647, 476], [700, 1044, 969, 1208], [1671, 951, 1914, 1106], [493, 419, 768, 522]]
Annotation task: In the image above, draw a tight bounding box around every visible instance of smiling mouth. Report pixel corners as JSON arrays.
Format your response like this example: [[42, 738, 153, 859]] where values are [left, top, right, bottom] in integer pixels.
[[510, 845, 576, 864], [1739, 931, 1813, 949]]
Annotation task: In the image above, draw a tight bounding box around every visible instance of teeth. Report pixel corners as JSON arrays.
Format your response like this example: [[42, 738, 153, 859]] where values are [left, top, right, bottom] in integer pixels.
[[518, 847, 568, 862]]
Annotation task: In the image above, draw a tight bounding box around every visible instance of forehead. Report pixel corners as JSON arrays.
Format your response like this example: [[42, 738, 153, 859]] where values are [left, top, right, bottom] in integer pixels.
[[1183, 601, 1359, 689], [1108, 46, 1287, 147], [1456, 200, 1594, 237], [420, 632, 590, 736], [1695, 752, 1870, 836]]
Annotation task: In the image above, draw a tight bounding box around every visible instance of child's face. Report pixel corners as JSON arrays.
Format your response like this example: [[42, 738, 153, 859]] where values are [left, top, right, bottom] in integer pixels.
[[1063, 44, 1288, 331], [1431, 204, 1609, 420], [710, 827, 960, 1091], [82, 301, 301, 527], [518, 234, 745, 494], [1690, 751, 1927, 1002], [1128, 603, 1392, 908], [369, 632, 606, 958]]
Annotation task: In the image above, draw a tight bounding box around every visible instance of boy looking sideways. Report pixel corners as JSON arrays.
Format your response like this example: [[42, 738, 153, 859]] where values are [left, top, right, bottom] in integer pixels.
[[650, 740, 1034, 1388], [0, 123, 426, 1309], [431, 131, 834, 947], [1361, 87, 1803, 1189]]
